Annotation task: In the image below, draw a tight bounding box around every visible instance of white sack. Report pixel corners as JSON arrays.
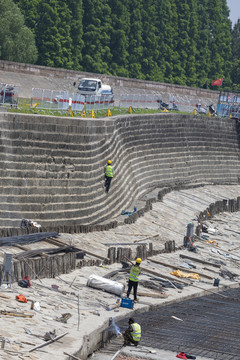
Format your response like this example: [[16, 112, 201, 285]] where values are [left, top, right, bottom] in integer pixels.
[[87, 274, 125, 297]]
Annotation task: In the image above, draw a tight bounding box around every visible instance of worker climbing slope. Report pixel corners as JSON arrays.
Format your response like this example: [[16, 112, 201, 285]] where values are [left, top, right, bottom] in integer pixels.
[[127, 258, 141, 302], [104, 160, 114, 193]]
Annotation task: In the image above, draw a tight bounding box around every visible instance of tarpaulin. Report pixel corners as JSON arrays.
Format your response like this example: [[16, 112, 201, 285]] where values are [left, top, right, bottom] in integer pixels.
[[171, 270, 201, 280], [87, 274, 125, 297]]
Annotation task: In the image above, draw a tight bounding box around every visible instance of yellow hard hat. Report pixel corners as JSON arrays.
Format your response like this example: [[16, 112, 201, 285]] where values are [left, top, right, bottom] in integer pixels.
[[136, 258, 142, 264], [107, 160, 112, 164]]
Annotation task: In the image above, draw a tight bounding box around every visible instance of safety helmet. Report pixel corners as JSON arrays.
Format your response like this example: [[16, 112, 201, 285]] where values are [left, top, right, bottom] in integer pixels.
[[107, 160, 112, 164], [136, 258, 142, 264]]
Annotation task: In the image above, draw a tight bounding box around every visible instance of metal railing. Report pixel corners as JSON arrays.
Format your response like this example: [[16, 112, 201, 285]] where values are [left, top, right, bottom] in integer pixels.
[[119, 93, 216, 114], [119, 94, 160, 110], [85, 94, 115, 111], [216, 92, 240, 119], [31, 89, 114, 113], [0, 83, 20, 107], [29, 87, 240, 119], [31, 88, 70, 111]]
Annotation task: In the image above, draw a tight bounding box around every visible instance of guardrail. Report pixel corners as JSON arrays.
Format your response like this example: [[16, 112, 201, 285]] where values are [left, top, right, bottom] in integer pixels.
[[217, 93, 240, 119], [30, 87, 239, 119], [85, 94, 114, 111], [119, 93, 216, 114], [0, 83, 20, 107], [31, 89, 114, 113], [31, 88, 71, 111]]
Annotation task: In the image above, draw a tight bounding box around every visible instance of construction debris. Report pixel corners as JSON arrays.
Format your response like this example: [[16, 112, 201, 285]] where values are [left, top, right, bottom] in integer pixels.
[[87, 274, 125, 297], [29, 332, 68, 352], [0, 186, 239, 360], [149, 258, 214, 279], [0, 232, 59, 247], [14, 246, 77, 260], [55, 313, 72, 323], [0, 310, 34, 318], [179, 254, 221, 268], [170, 270, 201, 280]]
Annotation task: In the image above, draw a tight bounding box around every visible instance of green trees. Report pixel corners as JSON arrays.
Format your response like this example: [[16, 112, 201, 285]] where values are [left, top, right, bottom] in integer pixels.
[[207, 0, 232, 88], [0, 0, 38, 63], [109, 0, 130, 77], [231, 20, 240, 90], [141, 0, 160, 81], [66, 0, 84, 71], [195, 0, 211, 88], [3, 0, 237, 89], [128, 0, 144, 79], [33, 0, 73, 68], [82, 0, 113, 74]]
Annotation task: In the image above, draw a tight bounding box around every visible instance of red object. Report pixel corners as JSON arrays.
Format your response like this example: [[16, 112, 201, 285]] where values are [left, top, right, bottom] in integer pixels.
[[23, 275, 31, 287], [176, 353, 187, 359], [211, 78, 223, 86], [16, 294, 28, 303]]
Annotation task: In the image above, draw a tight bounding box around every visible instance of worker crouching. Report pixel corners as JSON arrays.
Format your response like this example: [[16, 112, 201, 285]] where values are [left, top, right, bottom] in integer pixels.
[[123, 318, 141, 346]]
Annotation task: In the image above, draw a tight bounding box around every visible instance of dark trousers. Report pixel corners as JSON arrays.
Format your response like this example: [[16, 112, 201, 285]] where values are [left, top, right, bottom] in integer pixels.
[[123, 330, 138, 346], [127, 280, 138, 300], [105, 176, 112, 193]]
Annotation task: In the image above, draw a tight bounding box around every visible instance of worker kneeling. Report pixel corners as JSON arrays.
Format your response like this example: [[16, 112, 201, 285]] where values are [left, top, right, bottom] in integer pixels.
[[123, 318, 141, 346]]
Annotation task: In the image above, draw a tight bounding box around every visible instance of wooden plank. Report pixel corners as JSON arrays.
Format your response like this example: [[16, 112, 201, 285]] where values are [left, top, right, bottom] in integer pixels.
[[125, 258, 228, 299], [29, 332, 68, 352], [45, 237, 109, 262], [0, 293, 11, 299], [179, 254, 221, 268], [149, 258, 214, 280], [13, 243, 30, 251], [124, 256, 186, 284], [228, 245, 240, 252], [115, 232, 158, 236], [63, 352, 82, 360], [134, 234, 159, 243], [141, 265, 187, 284], [137, 291, 168, 298], [0, 310, 34, 318]]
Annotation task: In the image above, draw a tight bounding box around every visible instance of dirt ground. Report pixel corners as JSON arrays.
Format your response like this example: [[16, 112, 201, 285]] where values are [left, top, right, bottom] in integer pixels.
[[1, 185, 240, 360]]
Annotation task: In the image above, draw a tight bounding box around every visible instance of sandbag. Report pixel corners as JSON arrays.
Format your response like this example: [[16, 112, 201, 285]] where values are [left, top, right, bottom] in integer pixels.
[[87, 274, 125, 297]]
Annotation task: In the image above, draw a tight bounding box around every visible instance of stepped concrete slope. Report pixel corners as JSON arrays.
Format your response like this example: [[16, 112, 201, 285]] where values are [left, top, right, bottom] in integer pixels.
[[0, 112, 240, 230]]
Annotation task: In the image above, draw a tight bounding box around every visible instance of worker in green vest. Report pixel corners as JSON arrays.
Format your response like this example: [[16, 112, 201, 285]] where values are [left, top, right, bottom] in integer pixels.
[[123, 317, 141, 346], [127, 258, 141, 302], [104, 159, 113, 193]]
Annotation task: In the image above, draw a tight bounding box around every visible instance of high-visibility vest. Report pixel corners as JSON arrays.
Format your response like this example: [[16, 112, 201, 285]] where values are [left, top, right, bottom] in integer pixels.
[[131, 323, 141, 342], [129, 265, 141, 282], [105, 165, 113, 177]]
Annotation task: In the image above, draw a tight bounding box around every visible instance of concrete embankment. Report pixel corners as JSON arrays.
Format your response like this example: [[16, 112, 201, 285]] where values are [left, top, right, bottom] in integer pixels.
[[1, 185, 240, 360], [0, 112, 240, 232]]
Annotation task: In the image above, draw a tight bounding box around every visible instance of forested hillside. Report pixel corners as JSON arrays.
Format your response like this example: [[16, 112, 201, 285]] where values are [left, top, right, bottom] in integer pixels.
[[0, 0, 239, 90]]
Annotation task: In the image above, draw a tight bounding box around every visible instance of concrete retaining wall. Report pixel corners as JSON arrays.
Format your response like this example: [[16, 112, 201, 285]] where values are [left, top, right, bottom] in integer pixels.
[[0, 59, 218, 101], [0, 112, 240, 232]]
